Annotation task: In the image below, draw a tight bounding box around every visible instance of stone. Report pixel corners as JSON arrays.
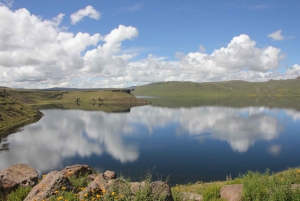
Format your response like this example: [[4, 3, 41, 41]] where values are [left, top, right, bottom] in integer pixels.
[[24, 171, 72, 201], [130, 181, 146, 194], [181, 192, 203, 201], [0, 163, 38, 195], [78, 173, 108, 200], [220, 184, 243, 201], [151, 181, 173, 201], [60, 164, 94, 178], [86, 173, 97, 182], [104, 170, 116, 180]]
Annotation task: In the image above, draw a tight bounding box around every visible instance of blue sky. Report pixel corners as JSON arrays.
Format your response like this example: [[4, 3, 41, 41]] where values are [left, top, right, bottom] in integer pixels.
[[0, 0, 299, 88]]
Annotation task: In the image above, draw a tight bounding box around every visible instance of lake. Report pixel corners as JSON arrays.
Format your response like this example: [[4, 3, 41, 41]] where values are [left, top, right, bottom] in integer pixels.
[[1, 99, 300, 185]]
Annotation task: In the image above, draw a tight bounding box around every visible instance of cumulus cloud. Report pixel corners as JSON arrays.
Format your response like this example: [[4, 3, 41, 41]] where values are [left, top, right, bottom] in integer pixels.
[[0, 6, 137, 88], [70, 5, 101, 25], [0, 5, 297, 89], [268, 30, 285, 41]]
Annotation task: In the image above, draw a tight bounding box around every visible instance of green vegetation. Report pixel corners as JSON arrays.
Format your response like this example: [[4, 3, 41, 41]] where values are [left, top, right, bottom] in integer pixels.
[[3, 168, 300, 200], [6, 186, 32, 201], [0, 89, 43, 136], [172, 168, 300, 201], [132, 78, 300, 97]]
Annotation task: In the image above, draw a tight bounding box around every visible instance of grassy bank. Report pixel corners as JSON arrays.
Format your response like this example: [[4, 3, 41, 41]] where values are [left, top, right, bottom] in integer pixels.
[[132, 78, 300, 97], [5, 167, 300, 201]]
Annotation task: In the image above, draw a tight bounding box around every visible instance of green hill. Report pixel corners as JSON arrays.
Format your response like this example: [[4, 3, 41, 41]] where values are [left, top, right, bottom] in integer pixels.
[[0, 89, 43, 135], [132, 78, 300, 97], [5, 89, 150, 105]]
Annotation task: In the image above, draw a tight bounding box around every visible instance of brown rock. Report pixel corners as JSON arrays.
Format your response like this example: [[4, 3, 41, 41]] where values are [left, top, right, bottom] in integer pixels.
[[104, 170, 116, 180], [181, 192, 203, 201], [0, 163, 38, 195], [130, 181, 173, 200], [130, 181, 146, 194], [220, 184, 243, 201], [86, 173, 97, 182], [78, 173, 108, 199], [151, 181, 173, 201], [292, 184, 300, 190], [24, 171, 72, 201], [60, 164, 94, 178]]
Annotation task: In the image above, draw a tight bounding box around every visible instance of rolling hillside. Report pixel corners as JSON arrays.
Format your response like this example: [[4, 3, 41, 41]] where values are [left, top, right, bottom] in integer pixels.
[[132, 78, 300, 97], [0, 90, 43, 135], [5, 89, 150, 105]]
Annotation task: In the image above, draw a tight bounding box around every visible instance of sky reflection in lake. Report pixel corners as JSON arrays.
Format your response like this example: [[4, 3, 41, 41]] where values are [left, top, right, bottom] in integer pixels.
[[1, 105, 300, 183]]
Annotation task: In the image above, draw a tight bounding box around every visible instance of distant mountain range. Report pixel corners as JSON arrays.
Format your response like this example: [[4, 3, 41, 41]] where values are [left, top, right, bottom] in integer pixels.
[[132, 78, 300, 97]]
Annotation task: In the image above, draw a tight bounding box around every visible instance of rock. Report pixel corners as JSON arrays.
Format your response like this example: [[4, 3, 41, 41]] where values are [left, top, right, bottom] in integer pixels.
[[220, 184, 243, 201], [0, 163, 38, 195], [151, 181, 173, 201], [292, 184, 300, 190], [24, 171, 72, 201], [78, 173, 108, 199], [181, 192, 203, 201], [60, 164, 94, 178], [104, 170, 116, 180], [78, 171, 173, 201], [130, 181, 146, 194], [86, 173, 97, 182], [130, 181, 173, 201]]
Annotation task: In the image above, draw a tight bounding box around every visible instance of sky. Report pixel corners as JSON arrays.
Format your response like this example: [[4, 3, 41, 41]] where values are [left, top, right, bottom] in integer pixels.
[[0, 0, 299, 88]]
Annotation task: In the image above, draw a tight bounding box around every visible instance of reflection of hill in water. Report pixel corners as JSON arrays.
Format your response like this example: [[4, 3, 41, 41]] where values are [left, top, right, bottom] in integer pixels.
[[143, 96, 300, 110], [32, 103, 146, 113]]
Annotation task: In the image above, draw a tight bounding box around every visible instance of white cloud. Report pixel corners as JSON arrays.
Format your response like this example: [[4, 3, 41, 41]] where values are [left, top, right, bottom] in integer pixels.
[[199, 45, 206, 53], [268, 30, 285, 41], [0, 0, 13, 7], [0, 6, 297, 89], [70, 5, 101, 25], [120, 3, 143, 11]]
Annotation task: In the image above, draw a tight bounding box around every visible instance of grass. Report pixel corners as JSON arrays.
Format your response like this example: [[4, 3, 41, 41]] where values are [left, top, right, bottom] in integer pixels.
[[4, 168, 300, 200], [0, 90, 43, 136], [4, 186, 32, 201], [132, 78, 300, 97], [171, 168, 300, 201]]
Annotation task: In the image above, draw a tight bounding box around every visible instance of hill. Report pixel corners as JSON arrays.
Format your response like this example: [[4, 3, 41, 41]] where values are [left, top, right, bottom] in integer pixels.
[[4, 88, 150, 105], [0, 90, 43, 135], [132, 78, 300, 97]]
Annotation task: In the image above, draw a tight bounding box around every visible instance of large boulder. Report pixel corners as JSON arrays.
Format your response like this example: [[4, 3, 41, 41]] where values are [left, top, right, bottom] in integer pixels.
[[0, 163, 38, 195], [220, 184, 243, 201], [24, 171, 72, 201], [60, 164, 94, 178]]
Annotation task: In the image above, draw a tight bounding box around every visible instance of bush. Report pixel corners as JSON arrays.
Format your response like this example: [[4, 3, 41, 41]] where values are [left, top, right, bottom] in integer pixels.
[[202, 185, 221, 201], [6, 186, 32, 201]]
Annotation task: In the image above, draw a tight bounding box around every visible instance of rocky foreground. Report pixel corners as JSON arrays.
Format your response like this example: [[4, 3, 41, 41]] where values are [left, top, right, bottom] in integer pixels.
[[0, 164, 244, 201]]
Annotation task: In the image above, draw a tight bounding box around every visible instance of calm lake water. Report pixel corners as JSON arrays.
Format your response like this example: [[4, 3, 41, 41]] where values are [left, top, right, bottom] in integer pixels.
[[1, 100, 300, 185]]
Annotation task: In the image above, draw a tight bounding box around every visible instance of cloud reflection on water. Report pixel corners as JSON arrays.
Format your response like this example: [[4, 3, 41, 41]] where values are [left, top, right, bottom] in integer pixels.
[[0, 106, 299, 173]]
